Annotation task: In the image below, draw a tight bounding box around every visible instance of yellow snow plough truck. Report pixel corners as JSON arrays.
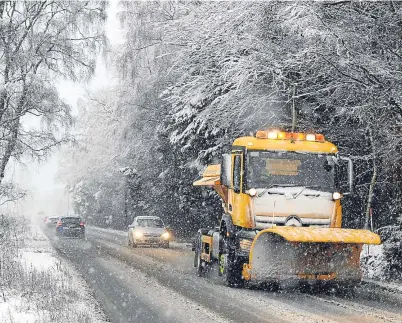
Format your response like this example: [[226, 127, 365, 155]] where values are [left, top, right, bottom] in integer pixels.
[[193, 129, 381, 289]]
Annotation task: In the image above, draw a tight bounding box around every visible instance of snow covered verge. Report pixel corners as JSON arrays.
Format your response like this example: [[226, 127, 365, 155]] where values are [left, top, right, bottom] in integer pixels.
[[361, 239, 402, 293], [361, 244, 387, 280], [0, 215, 107, 323]]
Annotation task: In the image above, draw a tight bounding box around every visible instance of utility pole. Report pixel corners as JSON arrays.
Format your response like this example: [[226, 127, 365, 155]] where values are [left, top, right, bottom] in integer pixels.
[[364, 128, 377, 231], [66, 185, 72, 216], [291, 83, 297, 133], [67, 189, 70, 216]]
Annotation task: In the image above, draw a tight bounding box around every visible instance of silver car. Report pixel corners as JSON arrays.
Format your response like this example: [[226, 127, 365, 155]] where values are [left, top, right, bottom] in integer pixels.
[[128, 216, 170, 248]]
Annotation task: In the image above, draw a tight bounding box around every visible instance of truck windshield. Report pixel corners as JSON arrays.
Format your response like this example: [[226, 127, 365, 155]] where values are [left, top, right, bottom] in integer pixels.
[[247, 151, 336, 191]]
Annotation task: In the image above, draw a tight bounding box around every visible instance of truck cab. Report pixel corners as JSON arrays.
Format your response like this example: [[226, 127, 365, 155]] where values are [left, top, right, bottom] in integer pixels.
[[223, 130, 352, 231]]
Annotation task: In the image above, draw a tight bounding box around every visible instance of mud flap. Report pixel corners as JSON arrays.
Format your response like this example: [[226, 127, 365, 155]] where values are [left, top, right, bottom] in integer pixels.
[[244, 227, 381, 283]]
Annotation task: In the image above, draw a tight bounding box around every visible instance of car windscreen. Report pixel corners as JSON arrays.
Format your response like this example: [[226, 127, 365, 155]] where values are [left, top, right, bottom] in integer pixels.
[[61, 217, 81, 224], [247, 151, 336, 191], [137, 219, 164, 228]]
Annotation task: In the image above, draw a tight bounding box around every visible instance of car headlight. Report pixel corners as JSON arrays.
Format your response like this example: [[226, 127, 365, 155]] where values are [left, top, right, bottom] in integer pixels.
[[161, 232, 170, 240], [134, 231, 143, 238]]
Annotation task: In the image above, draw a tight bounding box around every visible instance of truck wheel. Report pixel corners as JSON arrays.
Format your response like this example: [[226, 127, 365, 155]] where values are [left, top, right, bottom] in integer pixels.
[[195, 248, 205, 277], [194, 234, 205, 277], [220, 252, 244, 287], [196, 252, 205, 277], [193, 234, 201, 267], [219, 227, 244, 288]]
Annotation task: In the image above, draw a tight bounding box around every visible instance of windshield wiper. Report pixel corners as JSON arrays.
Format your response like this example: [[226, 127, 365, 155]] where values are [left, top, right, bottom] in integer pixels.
[[257, 184, 325, 198], [293, 186, 306, 199], [257, 184, 283, 197], [304, 185, 322, 189], [302, 185, 326, 196], [257, 184, 305, 197]]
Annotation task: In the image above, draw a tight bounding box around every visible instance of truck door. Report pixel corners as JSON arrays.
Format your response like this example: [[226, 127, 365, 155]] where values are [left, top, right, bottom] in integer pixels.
[[230, 153, 246, 227]]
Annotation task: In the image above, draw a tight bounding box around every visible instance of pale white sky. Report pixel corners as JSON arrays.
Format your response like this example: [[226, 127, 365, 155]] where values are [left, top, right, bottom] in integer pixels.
[[6, 1, 124, 218]]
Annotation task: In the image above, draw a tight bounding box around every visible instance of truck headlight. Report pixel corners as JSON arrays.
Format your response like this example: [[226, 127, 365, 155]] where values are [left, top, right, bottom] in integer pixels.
[[161, 232, 170, 240], [332, 192, 342, 200], [134, 231, 143, 238], [247, 188, 257, 197]]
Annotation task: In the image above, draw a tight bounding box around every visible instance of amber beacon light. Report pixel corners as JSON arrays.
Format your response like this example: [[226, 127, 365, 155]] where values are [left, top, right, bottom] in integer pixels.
[[255, 130, 325, 142]]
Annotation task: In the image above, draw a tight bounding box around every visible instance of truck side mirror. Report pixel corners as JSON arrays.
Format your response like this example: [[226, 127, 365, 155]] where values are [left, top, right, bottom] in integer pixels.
[[339, 156, 354, 195], [221, 154, 231, 187]]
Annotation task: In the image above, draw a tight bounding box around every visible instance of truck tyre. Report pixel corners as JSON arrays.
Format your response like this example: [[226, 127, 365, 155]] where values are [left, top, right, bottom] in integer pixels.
[[196, 252, 204, 277], [219, 229, 244, 287], [193, 233, 201, 267], [195, 241, 205, 277], [218, 221, 244, 287], [220, 252, 244, 287]]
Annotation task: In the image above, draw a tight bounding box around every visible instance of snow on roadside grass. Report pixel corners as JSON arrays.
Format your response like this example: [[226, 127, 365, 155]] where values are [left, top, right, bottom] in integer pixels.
[[361, 244, 387, 280], [0, 220, 107, 323], [20, 250, 60, 272], [361, 241, 402, 294], [0, 296, 38, 323]]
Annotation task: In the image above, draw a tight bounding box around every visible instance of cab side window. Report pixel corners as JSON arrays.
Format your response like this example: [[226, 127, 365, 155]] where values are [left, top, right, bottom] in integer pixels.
[[233, 155, 242, 193]]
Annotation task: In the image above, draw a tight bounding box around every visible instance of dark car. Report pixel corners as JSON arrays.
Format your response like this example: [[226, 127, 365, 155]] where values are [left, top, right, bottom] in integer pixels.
[[56, 216, 85, 239]]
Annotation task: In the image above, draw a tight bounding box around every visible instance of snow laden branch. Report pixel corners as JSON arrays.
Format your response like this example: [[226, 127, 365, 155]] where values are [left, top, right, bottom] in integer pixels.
[[0, 182, 26, 205]]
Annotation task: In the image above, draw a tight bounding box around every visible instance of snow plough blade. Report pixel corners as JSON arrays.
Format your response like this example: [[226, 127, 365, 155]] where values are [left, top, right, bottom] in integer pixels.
[[243, 227, 381, 283], [193, 164, 221, 186]]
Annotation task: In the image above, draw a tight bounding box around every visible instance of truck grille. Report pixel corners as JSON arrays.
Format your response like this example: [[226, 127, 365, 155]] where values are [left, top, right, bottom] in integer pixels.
[[254, 215, 330, 229]]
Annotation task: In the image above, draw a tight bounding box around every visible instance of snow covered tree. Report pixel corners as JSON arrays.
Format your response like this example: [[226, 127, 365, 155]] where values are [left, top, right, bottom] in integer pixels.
[[0, 0, 106, 191], [160, 1, 402, 232]]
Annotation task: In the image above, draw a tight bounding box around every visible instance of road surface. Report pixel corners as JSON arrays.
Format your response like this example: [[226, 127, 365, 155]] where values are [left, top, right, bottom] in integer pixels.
[[46, 226, 402, 323]]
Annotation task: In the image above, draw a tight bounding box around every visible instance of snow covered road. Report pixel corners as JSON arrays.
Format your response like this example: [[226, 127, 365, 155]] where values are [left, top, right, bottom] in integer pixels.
[[47, 226, 402, 323]]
